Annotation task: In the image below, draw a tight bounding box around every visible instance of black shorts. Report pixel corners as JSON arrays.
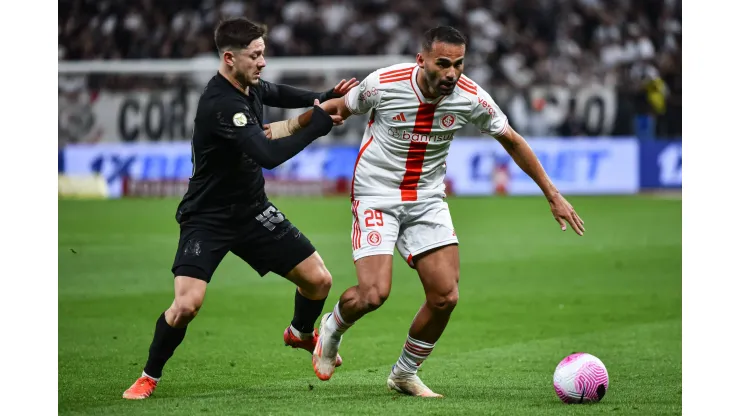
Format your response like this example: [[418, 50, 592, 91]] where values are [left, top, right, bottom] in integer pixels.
[[171, 202, 316, 282]]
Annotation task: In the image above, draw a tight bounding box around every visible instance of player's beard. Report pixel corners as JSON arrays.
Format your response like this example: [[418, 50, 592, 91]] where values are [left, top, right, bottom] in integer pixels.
[[234, 66, 260, 88], [232, 70, 251, 89], [246, 68, 262, 87], [426, 72, 456, 96], [436, 79, 456, 95]]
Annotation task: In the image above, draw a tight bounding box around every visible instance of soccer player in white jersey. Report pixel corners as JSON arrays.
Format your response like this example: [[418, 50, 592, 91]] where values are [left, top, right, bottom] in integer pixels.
[[281, 26, 585, 397]]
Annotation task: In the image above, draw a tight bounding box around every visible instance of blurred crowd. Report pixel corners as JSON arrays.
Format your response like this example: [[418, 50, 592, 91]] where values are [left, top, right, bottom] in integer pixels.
[[58, 0, 681, 141], [59, 0, 680, 88]]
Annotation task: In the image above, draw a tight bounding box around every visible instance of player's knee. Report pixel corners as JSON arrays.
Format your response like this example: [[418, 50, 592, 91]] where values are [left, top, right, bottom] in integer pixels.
[[312, 267, 333, 298], [427, 288, 459, 314], [362, 287, 390, 311], [172, 296, 203, 325], [299, 266, 332, 299]]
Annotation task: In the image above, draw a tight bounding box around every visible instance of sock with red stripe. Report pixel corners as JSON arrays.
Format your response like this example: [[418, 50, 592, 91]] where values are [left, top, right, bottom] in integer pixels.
[[394, 335, 435, 374], [324, 303, 352, 339]]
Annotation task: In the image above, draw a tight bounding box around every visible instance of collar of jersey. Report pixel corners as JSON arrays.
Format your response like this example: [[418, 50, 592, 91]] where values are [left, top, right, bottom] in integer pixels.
[[217, 71, 254, 99]]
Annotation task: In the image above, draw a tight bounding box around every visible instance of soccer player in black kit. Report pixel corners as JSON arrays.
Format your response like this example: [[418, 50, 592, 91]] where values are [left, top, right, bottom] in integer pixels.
[[123, 18, 359, 400]]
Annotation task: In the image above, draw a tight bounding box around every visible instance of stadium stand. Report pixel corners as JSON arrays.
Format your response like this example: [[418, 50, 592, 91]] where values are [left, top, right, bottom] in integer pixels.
[[58, 0, 681, 143]]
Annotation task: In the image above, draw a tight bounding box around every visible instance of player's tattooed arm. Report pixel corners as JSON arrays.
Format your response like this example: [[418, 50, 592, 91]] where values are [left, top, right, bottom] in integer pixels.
[[495, 127, 586, 236]]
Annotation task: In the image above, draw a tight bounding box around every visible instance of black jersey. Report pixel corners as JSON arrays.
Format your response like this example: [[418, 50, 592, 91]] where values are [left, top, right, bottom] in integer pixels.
[[176, 72, 335, 222]]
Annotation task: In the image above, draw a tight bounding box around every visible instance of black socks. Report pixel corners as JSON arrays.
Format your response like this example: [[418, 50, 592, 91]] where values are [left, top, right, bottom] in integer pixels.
[[290, 289, 327, 334], [143, 312, 188, 379]]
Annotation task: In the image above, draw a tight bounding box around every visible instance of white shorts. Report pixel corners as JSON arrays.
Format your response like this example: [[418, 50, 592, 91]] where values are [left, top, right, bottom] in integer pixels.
[[350, 198, 458, 267]]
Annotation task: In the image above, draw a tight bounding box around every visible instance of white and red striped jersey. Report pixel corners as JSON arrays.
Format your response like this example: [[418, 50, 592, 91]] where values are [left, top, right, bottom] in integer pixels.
[[345, 63, 510, 201]]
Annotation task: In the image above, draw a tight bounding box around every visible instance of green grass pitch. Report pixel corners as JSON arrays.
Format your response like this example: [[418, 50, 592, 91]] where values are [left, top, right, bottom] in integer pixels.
[[58, 196, 681, 415]]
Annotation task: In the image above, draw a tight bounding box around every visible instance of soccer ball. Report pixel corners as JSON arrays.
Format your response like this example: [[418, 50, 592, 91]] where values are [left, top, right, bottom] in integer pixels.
[[553, 352, 609, 404]]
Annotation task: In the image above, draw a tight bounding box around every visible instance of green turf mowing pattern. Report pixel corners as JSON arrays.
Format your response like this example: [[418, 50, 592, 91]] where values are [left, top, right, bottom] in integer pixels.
[[59, 196, 681, 415]]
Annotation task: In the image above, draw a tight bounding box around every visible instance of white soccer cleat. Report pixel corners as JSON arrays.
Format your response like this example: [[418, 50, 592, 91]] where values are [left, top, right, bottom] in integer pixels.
[[387, 366, 443, 398], [312, 312, 342, 381]]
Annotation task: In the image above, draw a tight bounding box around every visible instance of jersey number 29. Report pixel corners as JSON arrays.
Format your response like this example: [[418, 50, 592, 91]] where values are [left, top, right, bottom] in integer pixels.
[[364, 209, 384, 227]]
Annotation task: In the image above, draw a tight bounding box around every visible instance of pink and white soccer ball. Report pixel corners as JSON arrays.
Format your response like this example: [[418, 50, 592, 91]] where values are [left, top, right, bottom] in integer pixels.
[[553, 352, 609, 404]]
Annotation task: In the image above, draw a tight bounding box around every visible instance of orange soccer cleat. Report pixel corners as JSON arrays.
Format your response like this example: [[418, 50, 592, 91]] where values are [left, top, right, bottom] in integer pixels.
[[284, 326, 342, 367], [122, 376, 158, 400]]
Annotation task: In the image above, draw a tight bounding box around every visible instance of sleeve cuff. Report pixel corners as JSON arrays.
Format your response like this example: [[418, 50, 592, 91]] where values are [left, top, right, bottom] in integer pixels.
[[320, 87, 341, 103], [344, 94, 362, 115], [493, 119, 510, 138]]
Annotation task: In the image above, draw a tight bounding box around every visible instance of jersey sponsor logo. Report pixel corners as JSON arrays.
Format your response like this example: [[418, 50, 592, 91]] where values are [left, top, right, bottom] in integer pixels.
[[233, 112, 248, 126], [477, 97, 497, 117], [367, 231, 382, 246], [440, 113, 456, 129], [388, 127, 453, 143]]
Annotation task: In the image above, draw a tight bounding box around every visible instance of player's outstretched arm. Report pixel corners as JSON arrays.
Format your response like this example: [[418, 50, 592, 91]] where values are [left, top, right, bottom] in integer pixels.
[[495, 127, 586, 236], [263, 104, 345, 139], [264, 71, 376, 139], [222, 100, 334, 169], [260, 78, 359, 109], [264, 97, 352, 139]]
